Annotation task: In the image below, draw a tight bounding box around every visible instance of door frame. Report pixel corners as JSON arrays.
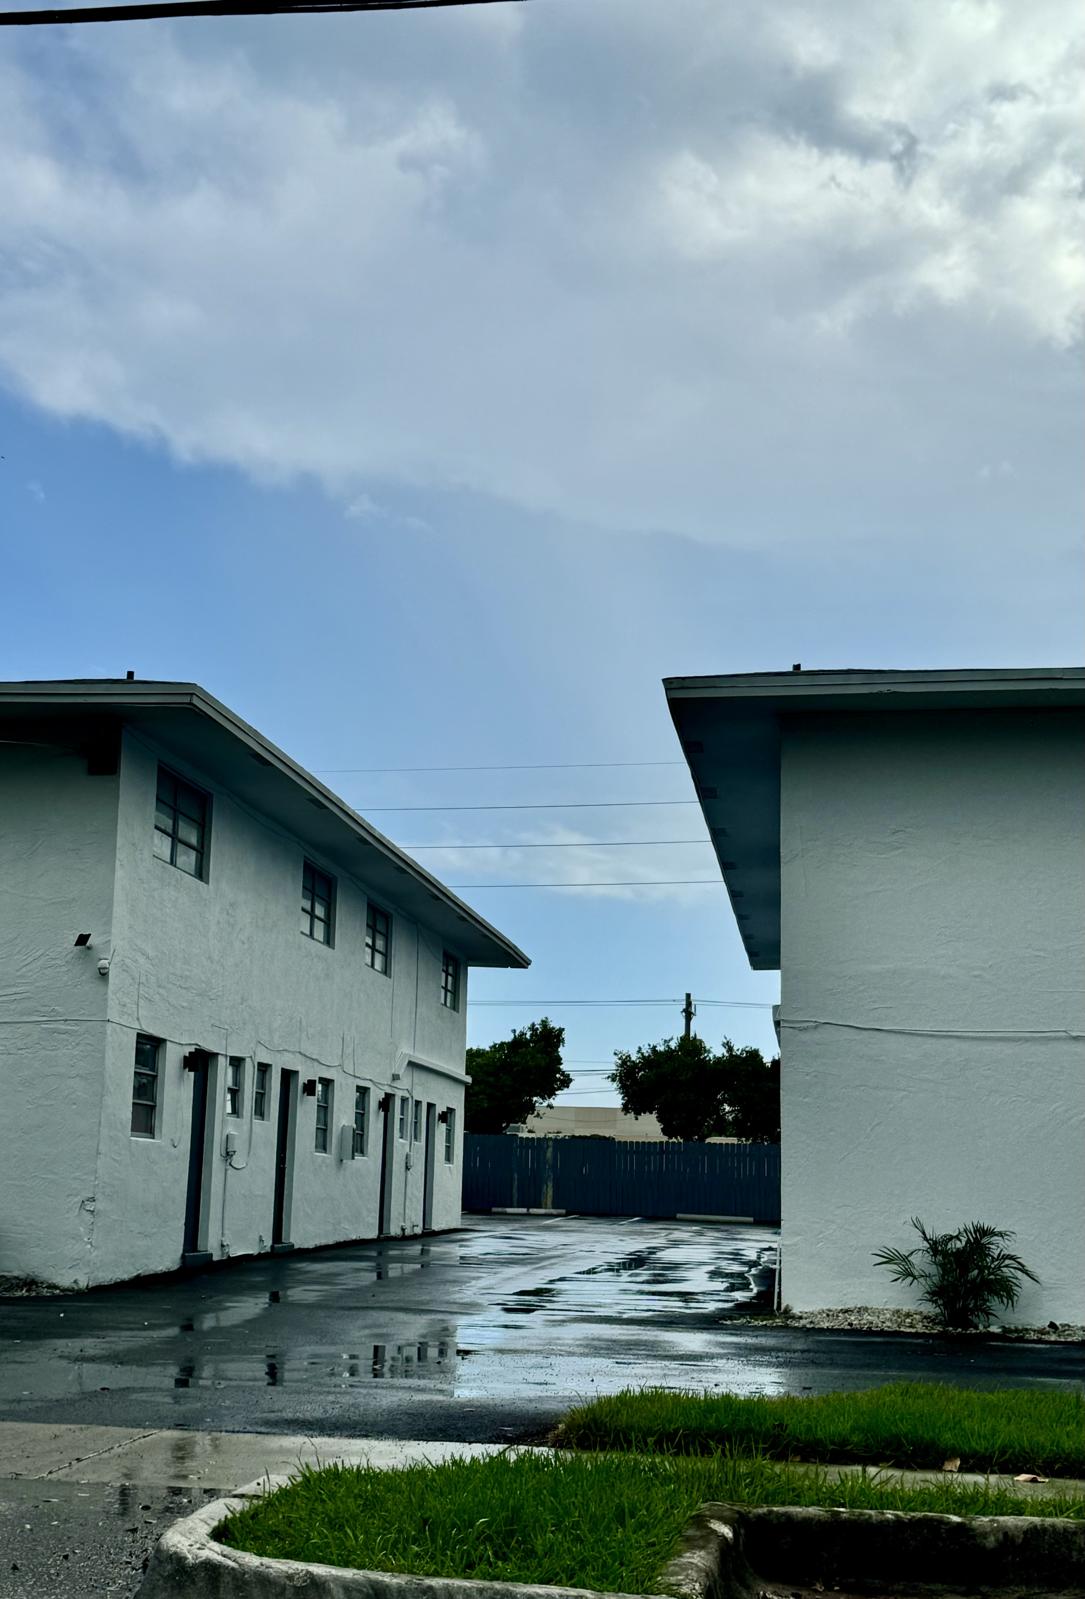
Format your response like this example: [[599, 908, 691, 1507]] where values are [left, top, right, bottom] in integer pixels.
[[377, 1092, 396, 1236], [272, 1068, 298, 1252], [422, 1102, 437, 1231], [182, 1051, 215, 1268]]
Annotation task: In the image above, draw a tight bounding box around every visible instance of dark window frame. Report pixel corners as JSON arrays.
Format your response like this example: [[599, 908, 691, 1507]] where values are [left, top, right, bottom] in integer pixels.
[[315, 1077, 333, 1153], [226, 1056, 244, 1118], [365, 903, 392, 975], [131, 1034, 161, 1139], [353, 1085, 369, 1156], [253, 1062, 271, 1121], [412, 1099, 422, 1143], [398, 1096, 409, 1141], [443, 1107, 456, 1164], [440, 950, 460, 1011], [153, 766, 210, 881], [301, 860, 336, 946]]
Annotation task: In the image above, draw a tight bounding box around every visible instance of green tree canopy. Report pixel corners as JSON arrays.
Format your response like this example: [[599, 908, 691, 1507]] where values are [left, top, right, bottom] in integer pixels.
[[465, 1018, 572, 1134], [609, 1035, 780, 1142]]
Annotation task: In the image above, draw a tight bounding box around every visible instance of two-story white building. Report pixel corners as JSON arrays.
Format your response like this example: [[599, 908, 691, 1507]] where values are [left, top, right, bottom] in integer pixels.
[[0, 678, 528, 1289], [667, 667, 1085, 1325]]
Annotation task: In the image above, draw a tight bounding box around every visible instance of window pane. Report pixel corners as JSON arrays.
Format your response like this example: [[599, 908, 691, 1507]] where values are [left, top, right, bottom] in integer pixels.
[[156, 772, 177, 807], [152, 827, 173, 862], [131, 1101, 155, 1138], [176, 814, 201, 849], [175, 843, 200, 877]]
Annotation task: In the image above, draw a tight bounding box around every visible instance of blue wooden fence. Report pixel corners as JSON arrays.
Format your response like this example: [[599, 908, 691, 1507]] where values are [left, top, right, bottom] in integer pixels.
[[463, 1135, 780, 1222]]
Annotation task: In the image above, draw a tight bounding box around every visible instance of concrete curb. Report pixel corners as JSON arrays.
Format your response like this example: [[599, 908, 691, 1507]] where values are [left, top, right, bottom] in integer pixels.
[[138, 1490, 1085, 1599], [136, 1491, 660, 1599]]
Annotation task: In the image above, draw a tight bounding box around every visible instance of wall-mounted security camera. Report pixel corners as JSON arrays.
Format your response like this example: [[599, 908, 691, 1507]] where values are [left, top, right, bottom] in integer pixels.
[[97, 958, 111, 977]]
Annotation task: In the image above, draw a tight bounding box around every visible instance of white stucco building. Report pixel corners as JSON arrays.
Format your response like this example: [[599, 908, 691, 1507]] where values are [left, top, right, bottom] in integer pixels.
[[0, 678, 528, 1289], [667, 667, 1085, 1324]]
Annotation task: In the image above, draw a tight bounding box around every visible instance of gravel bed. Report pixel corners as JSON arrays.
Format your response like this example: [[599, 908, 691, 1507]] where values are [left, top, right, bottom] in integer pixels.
[[728, 1306, 1085, 1341]]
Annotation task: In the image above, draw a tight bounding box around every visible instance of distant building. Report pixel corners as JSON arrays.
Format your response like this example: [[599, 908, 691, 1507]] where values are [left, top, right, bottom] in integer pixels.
[[0, 679, 528, 1289], [668, 667, 1085, 1324], [525, 1105, 668, 1140]]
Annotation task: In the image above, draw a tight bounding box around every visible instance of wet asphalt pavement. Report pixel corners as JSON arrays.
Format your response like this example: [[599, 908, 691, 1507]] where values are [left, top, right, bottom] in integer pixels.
[[2, 1216, 1080, 1444], [2, 1216, 1082, 1598]]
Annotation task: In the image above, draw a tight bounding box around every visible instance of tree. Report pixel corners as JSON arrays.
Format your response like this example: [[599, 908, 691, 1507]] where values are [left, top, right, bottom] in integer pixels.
[[609, 1036, 780, 1142], [465, 1018, 572, 1134]]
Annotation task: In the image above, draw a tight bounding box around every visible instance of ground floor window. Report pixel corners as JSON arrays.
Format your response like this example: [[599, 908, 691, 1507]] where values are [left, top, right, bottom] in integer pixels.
[[131, 1035, 161, 1138], [398, 1096, 409, 1140], [315, 1078, 333, 1152], [354, 1086, 369, 1156], [443, 1107, 456, 1164], [412, 1100, 423, 1142], [254, 1063, 271, 1120], [226, 1056, 245, 1117]]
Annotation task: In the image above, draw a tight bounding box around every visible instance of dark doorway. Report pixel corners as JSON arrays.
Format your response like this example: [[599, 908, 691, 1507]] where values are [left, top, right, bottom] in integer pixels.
[[377, 1093, 396, 1236], [182, 1052, 213, 1267], [422, 1102, 437, 1231], [272, 1069, 297, 1251]]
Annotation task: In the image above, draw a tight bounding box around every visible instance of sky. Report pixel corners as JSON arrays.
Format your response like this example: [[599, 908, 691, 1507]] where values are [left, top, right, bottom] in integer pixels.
[[1, 0, 1082, 1106]]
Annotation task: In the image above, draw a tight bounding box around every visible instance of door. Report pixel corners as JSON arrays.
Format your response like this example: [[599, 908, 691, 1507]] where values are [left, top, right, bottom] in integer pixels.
[[183, 1053, 211, 1263], [422, 1102, 437, 1231], [272, 1069, 297, 1249], [377, 1093, 396, 1236]]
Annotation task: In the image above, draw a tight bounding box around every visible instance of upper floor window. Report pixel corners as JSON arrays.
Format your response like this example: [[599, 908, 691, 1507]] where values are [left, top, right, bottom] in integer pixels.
[[301, 861, 335, 945], [154, 767, 209, 879], [131, 1034, 160, 1139], [353, 1086, 369, 1156], [253, 1062, 271, 1121], [315, 1078, 333, 1153], [365, 903, 391, 975], [441, 951, 460, 1011], [226, 1056, 244, 1118]]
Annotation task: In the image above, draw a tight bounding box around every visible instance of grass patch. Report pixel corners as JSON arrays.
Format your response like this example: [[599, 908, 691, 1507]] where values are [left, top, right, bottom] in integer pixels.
[[556, 1383, 1085, 1479], [218, 1451, 1085, 1594]]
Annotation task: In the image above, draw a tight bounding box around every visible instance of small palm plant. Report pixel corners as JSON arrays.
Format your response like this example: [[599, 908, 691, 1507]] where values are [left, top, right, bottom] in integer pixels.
[[873, 1218, 1039, 1331]]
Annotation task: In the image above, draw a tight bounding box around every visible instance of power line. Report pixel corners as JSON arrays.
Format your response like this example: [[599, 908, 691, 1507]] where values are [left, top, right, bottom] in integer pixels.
[[366, 800, 701, 812], [403, 839, 710, 850], [449, 878, 719, 888], [469, 998, 773, 1009], [321, 760, 685, 775], [0, 0, 522, 27]]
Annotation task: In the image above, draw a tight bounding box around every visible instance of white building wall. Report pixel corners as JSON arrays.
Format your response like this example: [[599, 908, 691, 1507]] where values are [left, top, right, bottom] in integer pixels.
[[0, 745, 118, 1286], [3, 728, 470, 1288], [779, 709, 1085, 1324]]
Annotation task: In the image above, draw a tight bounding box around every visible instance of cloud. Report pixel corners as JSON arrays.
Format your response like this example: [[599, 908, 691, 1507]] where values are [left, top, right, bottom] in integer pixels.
[[0, 0, 1080, 554]]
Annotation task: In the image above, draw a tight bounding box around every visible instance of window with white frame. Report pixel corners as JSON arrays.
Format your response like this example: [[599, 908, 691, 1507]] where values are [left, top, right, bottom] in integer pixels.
[[365, 903, 391, 975], [440, 951, 460, 1011], [153, 767, 209, 880], [301, 861, 335, 945], [353, 1086, 369, 1156], [226, 1056, 245, 1118], [131, 1034, 161, 1138], [253, 1062, 271, 1120], [315, 1078, 333, 1152], [412, 1100, 422, 1142], [443, 1107, 456, 1164]]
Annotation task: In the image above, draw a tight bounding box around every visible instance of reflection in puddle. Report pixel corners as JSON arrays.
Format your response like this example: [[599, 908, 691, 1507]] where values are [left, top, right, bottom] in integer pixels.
[[265, 1358, 280, 1386], [370, 1341, 450, 1378], [174, 1362, 195, 1389]]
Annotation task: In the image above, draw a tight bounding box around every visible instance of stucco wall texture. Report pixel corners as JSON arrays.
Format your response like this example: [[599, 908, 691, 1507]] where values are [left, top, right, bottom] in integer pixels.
[[779, 710, 1085, 1324], [0, 732, 469, 1289]]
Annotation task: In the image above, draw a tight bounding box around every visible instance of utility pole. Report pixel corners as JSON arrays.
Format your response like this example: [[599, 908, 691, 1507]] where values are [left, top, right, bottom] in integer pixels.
[[682, 992, 695, 1039]]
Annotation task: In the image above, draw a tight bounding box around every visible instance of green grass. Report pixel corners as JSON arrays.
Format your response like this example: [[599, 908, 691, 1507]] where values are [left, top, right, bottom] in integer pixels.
[[556, 1383, 1085, 1479], [218, 1450, 1085, 1594]]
